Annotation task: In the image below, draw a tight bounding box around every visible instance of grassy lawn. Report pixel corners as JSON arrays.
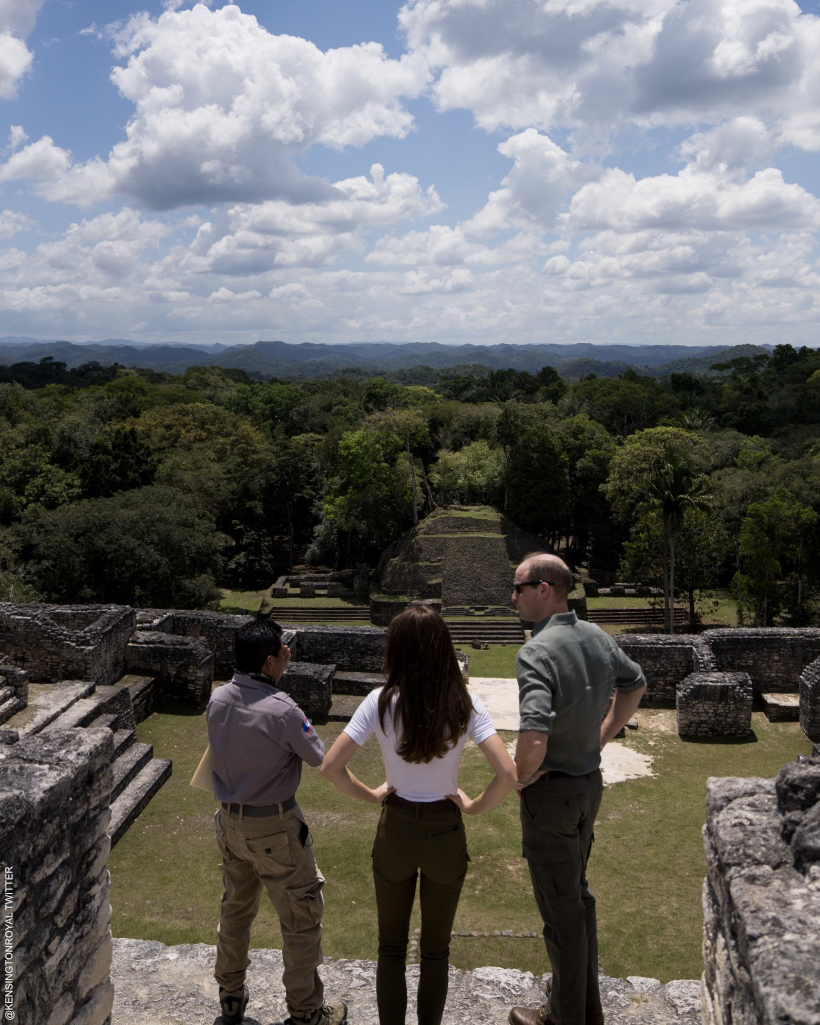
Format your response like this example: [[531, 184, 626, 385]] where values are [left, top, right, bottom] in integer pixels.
[[109, 708, 811, 982], [462, 645, 518, 678], [218, 588, 271, 614]]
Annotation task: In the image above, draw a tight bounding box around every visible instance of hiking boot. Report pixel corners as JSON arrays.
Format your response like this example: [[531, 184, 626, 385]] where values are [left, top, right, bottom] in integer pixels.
[[508, 1006, 553, 1025], [219, 984, 249, 1024], [285, 1000, 348, 1025]]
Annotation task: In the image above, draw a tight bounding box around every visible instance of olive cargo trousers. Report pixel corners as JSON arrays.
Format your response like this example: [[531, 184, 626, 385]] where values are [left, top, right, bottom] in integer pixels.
[[214, 805, 325, 1017], [520, 770, 605, 1025], [372, 796, 469, 1025]]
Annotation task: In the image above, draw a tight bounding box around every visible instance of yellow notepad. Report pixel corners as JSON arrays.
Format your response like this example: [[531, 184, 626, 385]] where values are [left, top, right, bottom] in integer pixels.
[[190, 743, 215, 795]]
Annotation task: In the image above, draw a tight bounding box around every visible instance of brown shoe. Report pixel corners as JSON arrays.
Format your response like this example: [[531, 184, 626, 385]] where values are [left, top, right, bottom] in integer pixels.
[[508, 1006, 553, 1025]]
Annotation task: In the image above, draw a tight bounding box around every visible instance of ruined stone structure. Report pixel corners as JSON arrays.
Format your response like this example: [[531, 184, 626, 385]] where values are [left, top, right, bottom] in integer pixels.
[[135, 609, 254, 676], [676, 672, 753, 738], [290, 624, 387, 674], [0, 604, 135, 686], [276, 662, 334, 718], [702, 757, 820, 1024], [126, 631, 215, 707], [616, 634, 718, 706], [1, 729, 116, 1025], [617, 630, 820, 731], [799, 655, 820, 748], [374, 506, 547, 610], [0, 654, 28, 725]]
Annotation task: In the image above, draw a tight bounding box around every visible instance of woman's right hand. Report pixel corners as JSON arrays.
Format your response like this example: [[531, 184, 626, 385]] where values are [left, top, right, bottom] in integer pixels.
[[446, 788, 477, 814], [371, 781, 396, 804]]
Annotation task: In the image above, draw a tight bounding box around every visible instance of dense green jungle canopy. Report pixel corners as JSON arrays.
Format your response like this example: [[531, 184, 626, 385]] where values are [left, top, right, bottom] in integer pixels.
[[0, 346, 819, 626]]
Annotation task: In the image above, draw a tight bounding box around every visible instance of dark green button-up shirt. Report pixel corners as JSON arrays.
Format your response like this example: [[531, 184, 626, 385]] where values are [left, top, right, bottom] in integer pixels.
[[517, 610, 645, 775]]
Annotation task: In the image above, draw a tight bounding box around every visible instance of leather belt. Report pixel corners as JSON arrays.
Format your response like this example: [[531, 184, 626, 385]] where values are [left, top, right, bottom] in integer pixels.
[[385, 794, 456, 813], [221, 795, 297, 818]]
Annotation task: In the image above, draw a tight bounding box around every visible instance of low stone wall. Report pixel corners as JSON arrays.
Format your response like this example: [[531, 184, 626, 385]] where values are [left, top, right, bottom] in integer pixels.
[[136, 610, 253, 677], [676, 672, 753, 737], [567, 588, 587, 621], [0, 604, 135, 685], [615, 635, 716, 706], [369, 596, 442, 627], [126, 632, 214, 707], [290, 625, 387, 673], [279, 662, 334, 718], [799, 656, 820, 745], [0, 655, 28, 725], [706, 627, 820, 695], [701, 758, 820, 1025], [0, 728, 114, 1025]]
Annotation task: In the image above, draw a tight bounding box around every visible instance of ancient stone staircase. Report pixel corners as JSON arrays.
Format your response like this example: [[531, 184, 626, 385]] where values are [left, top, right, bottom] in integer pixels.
[[2, 675, 171, 847]]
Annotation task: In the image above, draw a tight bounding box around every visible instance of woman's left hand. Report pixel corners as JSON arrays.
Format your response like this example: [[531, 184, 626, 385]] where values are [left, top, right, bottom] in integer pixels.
[[446, 788, 476, 814], [371, 781, 396, 804]]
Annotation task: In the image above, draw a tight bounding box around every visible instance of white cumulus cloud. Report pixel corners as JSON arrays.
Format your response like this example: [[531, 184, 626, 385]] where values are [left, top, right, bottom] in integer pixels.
[[6, 3, 429, 209], [0, 0, 46, 98]]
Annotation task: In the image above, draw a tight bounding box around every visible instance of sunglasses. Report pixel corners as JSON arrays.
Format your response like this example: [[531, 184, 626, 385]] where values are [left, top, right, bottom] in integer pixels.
[[512, 579, 555, 595]]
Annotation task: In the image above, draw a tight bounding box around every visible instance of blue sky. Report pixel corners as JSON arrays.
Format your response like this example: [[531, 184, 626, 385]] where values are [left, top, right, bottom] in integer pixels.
[[1, 0, 819, 347]]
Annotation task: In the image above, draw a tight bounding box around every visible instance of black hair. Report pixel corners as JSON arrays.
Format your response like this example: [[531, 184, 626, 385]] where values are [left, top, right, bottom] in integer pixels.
[[235, 620, 283, 674]]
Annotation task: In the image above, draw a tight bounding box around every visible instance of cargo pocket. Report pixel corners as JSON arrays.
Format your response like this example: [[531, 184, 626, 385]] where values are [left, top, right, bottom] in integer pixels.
[[246, 829, 294, 871], [285, 877, 325, 932], [522, 841, 577, 904]]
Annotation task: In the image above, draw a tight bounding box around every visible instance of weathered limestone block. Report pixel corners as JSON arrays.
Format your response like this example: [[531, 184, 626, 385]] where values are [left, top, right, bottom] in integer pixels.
[[676, 672, 752, 738], [706, 627, 820, 695], [126, 632, 213, 707], [271, 587, 288, 598], [615, 635, 716, 706], [137, 609, 253, 676], [0, 604, 135, 685], [110, 939, 702, 1025], [799, 655, 820, 744], [290, 625, 387, 673], [279, 661, 334, 718], [300, 583, 316, 598], [702, 759, 820, 1025], [0, 654, 28, 725], [326, 582, 344, 597], [0, 729, 114, 1025]]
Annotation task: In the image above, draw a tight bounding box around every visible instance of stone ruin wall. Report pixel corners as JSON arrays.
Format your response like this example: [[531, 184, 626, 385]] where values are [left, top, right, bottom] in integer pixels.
[[126, 632, 214, 707], [702, 758, 820, 1025], [799, 655, 820, 747], [0, 656, 28, 726], [289, 624, 387, 674], [615, 634, 716, 706], [676, 672, 753, 738], [0, 604, 135, 687], [0, 728, 115, 1025], [708, 628, 820, 695]]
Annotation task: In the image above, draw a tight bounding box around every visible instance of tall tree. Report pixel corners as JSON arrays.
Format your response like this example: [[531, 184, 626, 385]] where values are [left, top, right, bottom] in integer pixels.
[[605, 427, 709, 633]]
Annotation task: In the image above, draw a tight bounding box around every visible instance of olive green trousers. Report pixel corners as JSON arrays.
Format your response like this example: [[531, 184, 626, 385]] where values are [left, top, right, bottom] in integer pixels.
[[372, 797, 469, 1025]]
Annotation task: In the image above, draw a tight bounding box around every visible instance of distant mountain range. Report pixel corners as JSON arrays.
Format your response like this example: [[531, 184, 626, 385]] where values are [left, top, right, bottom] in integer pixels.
[[0, 337, 776, 381]]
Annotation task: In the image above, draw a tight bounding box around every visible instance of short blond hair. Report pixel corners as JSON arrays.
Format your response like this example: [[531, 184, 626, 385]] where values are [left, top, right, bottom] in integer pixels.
[[520, 553, 573, 599]]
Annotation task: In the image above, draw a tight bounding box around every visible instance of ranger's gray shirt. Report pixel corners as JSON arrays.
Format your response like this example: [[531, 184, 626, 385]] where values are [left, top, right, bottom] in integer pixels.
[[207, 671, 325, 805], [517, 611, 645, 775]]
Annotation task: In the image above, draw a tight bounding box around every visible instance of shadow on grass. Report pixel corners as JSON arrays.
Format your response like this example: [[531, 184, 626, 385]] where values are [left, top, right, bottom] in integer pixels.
[[680, 731, 759, 745]]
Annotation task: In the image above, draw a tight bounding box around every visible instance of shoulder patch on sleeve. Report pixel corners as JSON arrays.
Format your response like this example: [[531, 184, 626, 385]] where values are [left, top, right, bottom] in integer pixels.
[[301, 716, 312, 735]]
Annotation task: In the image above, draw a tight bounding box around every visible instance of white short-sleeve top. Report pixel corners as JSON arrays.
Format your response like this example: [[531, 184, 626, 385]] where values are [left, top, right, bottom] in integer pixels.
[[343, 688, 496, 802]]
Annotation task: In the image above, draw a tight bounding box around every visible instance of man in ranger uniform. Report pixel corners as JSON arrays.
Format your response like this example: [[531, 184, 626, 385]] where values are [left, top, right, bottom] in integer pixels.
[[208, 620, 347, 1025]]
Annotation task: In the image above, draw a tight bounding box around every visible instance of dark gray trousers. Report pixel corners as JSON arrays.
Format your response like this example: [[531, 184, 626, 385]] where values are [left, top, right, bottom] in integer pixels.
[[520, 770, 604, 1025]]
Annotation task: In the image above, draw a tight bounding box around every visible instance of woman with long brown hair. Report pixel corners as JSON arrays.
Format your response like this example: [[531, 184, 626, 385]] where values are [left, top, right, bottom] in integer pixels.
[[321, 604, 517, 1025]]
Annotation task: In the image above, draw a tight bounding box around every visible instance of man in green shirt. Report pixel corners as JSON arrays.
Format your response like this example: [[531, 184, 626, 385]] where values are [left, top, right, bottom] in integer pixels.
[[508, 554, 646, 1025]]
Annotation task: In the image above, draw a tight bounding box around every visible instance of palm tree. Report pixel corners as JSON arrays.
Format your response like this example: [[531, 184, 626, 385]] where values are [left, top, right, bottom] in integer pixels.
[[646, 455, 710, 633]]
